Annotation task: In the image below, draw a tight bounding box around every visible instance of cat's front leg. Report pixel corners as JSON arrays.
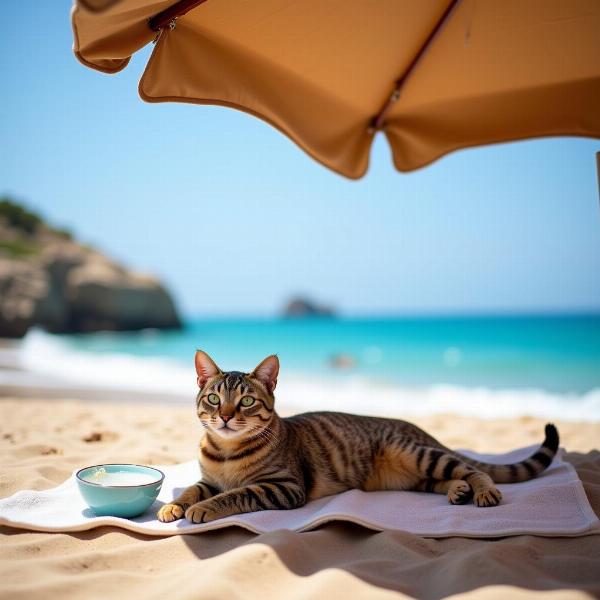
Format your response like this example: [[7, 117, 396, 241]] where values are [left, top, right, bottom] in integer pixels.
[[157, 480, 219, 522], [185, 480, 305, 523]]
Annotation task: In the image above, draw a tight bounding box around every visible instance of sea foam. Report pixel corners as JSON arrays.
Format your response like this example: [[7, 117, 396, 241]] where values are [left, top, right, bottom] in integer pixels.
[[13, 329, 600, 422]]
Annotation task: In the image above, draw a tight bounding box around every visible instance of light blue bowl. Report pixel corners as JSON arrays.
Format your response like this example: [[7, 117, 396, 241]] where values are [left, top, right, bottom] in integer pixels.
[[76, 464, 164, 518]]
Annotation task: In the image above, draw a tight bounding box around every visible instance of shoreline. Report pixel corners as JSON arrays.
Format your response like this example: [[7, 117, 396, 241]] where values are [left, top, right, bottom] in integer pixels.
[[0, 382, 190, 404], [2, 342, 600, 424]]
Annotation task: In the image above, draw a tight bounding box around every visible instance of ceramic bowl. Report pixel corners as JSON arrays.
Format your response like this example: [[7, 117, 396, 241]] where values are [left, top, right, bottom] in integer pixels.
[[76, 464, 164, 518]]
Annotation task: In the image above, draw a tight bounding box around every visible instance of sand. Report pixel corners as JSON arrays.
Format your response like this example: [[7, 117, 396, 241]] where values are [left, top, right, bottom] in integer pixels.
[[1, 396, 599, 600]]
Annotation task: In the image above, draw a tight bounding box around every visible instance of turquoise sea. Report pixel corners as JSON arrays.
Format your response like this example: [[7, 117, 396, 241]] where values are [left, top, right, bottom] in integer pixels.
[[18, 315, 600, 420], [30, 314, 600, 391]]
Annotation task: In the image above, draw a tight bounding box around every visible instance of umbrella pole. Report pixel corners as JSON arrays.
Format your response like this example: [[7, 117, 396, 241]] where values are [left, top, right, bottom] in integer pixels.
[[149, 0, 208, 31], [596, 152, 600, 206]]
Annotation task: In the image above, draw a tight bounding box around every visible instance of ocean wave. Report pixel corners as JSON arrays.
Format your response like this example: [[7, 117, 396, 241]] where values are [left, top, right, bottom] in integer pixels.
[[18, 329, 197, 396], [14, 329, 600, 421]]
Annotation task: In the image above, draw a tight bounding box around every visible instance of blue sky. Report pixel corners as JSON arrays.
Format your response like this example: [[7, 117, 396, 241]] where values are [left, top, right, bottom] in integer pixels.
[[1, 2, 599, 317]]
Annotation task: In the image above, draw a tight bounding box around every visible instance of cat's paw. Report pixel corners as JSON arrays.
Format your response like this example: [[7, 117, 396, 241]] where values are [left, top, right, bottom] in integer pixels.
[[185, 502, 222, 524], [474, 486, 502, 507], [157, 503, 185, 522], [447, 481, 473, 505]]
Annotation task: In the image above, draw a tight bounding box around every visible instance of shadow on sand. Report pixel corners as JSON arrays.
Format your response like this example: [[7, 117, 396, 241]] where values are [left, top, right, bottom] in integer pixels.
[[2, 452, 598, 599]]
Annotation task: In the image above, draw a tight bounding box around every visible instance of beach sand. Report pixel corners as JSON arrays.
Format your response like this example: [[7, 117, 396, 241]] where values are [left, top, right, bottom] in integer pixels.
[[1, 396, 599, 599]]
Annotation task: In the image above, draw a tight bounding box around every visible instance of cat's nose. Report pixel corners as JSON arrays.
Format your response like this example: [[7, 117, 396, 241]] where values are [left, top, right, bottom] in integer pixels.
[[220, 415, 232, 423]]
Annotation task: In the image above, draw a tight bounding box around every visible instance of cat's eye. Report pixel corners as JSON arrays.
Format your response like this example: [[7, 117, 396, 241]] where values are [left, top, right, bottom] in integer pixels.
[[240, 396, 255, 407], [207, 393, 220, 405]]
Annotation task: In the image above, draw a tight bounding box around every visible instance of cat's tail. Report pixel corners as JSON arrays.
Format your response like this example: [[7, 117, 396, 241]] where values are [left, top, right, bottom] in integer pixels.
[[454, 423, 559, 483]]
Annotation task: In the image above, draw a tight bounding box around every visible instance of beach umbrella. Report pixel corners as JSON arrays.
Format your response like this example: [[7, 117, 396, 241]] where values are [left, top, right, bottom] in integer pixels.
[[72, 0, 600, 179]]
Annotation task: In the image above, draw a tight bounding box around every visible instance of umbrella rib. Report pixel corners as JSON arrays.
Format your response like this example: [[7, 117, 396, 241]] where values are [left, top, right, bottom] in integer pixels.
[[149, 0, 209, 32], [370, 0, 461, 132]]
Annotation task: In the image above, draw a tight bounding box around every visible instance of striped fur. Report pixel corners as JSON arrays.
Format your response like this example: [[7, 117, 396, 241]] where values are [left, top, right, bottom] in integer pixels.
[[157, 352, 560, 523]]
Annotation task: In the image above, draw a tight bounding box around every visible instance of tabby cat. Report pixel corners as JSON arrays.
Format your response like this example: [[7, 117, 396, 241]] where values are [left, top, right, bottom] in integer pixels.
[[157, 351, 559, 524]]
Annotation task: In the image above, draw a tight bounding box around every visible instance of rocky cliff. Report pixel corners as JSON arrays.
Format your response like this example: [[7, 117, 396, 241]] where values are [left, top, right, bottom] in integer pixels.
[[0, 199, 181, 338]]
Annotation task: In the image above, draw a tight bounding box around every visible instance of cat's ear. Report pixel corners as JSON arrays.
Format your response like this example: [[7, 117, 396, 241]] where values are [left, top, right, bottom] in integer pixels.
[[251, 355, 279, 394], [195, 350, 222, 388]]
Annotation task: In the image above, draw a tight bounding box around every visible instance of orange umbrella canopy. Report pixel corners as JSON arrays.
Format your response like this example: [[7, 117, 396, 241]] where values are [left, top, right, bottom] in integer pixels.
[[72, 0, 600, 179]]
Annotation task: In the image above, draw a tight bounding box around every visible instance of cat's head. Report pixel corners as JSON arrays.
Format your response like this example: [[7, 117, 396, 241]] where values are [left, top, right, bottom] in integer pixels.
[[194, 351, 279, 440]]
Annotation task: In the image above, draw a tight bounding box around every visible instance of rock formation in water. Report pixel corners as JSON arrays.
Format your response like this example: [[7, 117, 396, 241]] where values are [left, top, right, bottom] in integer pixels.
[[282, 297, 335, 318], [0, 198, 181, 338]]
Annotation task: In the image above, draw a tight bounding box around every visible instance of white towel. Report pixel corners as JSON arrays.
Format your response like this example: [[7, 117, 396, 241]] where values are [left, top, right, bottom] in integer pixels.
[[1, 446, 598, 538]]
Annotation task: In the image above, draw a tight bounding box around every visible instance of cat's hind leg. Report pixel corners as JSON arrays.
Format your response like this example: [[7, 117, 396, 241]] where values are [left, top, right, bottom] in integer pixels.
[[415, 479, 473, 505], [413, 447, 502, 507], [157, 481, 219, 522]]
